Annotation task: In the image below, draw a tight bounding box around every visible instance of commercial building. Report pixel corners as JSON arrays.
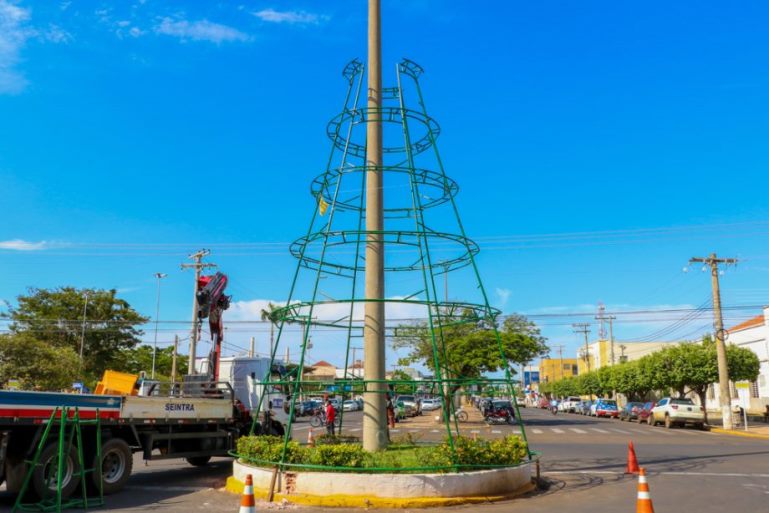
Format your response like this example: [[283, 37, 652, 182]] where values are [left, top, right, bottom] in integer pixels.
[[577, 339, 683, 373], [539, 358, 581, 383]]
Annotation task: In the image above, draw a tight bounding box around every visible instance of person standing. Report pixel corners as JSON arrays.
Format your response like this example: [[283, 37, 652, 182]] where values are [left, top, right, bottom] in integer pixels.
[[325, 399, 336, 436], [386, 394, 396, 428]]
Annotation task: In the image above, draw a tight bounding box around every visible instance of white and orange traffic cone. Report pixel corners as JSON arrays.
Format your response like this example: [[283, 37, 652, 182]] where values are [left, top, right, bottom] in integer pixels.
[[307, 427, 315, 447], [636, 468, 654, 513], [239, 474, 256, 513], [626, 441, 640, 474]]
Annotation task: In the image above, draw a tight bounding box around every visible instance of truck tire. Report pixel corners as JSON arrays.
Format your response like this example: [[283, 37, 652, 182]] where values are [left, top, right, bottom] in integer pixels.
[[92, 438, 132, 495], [32, 443, 81, 500], [186, 456, 212, 467]]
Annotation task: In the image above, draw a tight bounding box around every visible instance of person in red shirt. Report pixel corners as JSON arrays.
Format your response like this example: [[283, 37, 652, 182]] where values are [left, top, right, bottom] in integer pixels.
[[325, 399, 336, 436]]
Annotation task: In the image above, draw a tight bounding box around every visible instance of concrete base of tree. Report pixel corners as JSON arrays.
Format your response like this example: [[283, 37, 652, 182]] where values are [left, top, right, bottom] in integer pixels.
[[226, 459, 535, 508]]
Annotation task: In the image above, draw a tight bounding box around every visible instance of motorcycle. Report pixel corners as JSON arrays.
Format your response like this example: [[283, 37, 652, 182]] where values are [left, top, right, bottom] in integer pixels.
[[484, 408, 515, 425]]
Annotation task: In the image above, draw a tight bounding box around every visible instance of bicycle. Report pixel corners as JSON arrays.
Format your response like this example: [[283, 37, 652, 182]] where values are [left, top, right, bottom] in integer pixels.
[[451, 408, 469, 422], [310, 411, 341, 428]]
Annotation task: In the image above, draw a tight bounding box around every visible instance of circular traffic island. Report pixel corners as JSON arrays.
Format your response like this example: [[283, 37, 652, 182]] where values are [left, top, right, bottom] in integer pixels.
[[226, 435, 537, 508]]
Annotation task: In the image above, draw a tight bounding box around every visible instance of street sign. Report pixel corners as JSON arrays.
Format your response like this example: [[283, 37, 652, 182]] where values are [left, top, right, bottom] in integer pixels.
[[524, 371, 540, 386]]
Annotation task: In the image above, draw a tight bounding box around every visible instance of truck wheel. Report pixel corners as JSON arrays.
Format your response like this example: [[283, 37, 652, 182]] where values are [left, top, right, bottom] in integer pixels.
[[186, 456, 212, 467], [92, 438, 132, 495], [33, 443, 81, 500]]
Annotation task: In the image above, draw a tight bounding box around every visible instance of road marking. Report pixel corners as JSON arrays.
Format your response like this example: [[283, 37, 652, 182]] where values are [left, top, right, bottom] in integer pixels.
[[491, 430, 502, 434], [569, 428, 587, 434], [470, 430, 480, 434], [391, 429, 400, 433], [590, 427, 610, 433], [512, 428, 521, 434], [544, 471, 769, 478], [552, 428, 565, 434], [408, 430, 420, 433], [610, 428, 632, 434], [531, 428, 543, 434], [628, 429, 649, 435], [292, 425, 310, 431], [431, 429, 441, 433], [350, 428, 361, 432]]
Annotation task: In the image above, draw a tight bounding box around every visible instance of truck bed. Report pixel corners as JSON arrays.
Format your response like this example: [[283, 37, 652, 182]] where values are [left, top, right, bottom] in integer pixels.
[[0, 390, 122, 423]]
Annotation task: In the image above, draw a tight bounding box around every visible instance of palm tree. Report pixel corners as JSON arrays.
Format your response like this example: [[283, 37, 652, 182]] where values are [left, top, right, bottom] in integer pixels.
[[260, 302, 280, 357]]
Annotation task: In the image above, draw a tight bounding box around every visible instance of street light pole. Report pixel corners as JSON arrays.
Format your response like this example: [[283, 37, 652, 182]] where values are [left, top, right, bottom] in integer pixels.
[[151, 272, 168, 379], [79, 292, 89, 372]]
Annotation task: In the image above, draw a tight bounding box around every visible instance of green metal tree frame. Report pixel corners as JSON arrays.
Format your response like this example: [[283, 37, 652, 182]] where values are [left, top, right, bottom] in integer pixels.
[[251, 58, 530, 465]]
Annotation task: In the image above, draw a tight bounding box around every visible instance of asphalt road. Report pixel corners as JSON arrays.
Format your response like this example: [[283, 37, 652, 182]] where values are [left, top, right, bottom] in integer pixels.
[[2, 407, 767, 512]]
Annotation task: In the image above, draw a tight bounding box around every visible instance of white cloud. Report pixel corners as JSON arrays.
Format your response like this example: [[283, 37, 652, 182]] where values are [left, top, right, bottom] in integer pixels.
[[44, 23, 72, 44], [0, 239, 50, 251], [495, 288, 511, 307], [154, 17, 251, 43], [0, 0, 32, 94], [252, 8, 327, 25]]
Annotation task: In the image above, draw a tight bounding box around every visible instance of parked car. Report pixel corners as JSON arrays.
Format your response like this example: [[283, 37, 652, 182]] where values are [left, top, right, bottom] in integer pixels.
[[537, 397, 551, 409], [560, 396, 582, 413], [637, 401, 656, 424], [396, 395, 421, 416], [492, 400, 516, 418], [421, 398, 442, 411], [650, 397, 705, 429], [579, 400, 593, 415], [619, 402, 645, 422], [342, 400, 359, 412], [355, 398, 364, 411], [515, 397, 526, 408], [594, 399, 619, 418], [395, 400, 415, 420]]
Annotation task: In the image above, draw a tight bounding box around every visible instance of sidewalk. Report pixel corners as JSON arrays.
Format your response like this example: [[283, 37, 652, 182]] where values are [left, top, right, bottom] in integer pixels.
[[708, 418, 769, 439]]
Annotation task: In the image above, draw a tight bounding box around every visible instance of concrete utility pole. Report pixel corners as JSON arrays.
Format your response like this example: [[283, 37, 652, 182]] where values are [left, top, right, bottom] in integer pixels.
[[596, 311, 617, 365], [690, 253, 738, 430], [151, 272, 168, 379], [181, 249, 217, 375], [550, 345, 566, 380], [572, 323, 591, 372], [363, 0, 387, 452], [171, 334, 179, 382], [79, 292, 89, 373], [249, 336, 255, 358]]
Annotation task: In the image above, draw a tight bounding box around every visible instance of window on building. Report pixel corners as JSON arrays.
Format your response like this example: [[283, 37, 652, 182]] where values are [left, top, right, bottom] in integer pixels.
[[751, 381, 760, 399], [563, 364, 571, 370], [572, 364, 579, 375]]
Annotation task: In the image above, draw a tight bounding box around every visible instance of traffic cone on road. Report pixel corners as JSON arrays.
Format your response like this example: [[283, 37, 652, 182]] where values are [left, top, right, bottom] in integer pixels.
[[307, 427, 315, 447], [635, 468, 655, 513], [626, 441, 640, 474], [239, 474, 256, 513]]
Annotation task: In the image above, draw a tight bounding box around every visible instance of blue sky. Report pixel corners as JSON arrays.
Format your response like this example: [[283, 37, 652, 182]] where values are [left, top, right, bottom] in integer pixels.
[[1, 1, 768, 370]]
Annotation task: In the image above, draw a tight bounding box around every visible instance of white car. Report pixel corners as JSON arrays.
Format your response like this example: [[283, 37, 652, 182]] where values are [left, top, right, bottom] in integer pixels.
[[650, 397, 705, 429], [515, 397, 526, 408], [421, 399, 442, 411], [342, 400, 359, 412], [559, 396, 581, 413]]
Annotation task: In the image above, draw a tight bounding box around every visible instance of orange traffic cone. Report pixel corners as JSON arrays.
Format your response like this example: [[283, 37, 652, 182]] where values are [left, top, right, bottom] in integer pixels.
[[636, 468, 654, 513], [307, 427, 315, 447], [626, 441, 640, 474], [239, 474, 256, 513]]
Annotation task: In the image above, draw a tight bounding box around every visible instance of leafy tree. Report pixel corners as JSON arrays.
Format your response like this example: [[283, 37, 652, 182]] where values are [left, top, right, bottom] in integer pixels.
[[388, 369, 416, 394], [0, 333, 80, 390], [393, 311, 548, 383], [6, 287, 148, 380], [116, 345, 189, 381], [260, 302, 281, 356]]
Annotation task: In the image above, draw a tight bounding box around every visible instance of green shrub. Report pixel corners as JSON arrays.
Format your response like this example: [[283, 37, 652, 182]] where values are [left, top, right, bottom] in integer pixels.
[[308, 444, 366, 468], [236, 435, 308, 465]]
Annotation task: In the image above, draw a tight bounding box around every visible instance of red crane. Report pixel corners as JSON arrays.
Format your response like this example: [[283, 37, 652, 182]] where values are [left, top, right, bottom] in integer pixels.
[[196, 272, 231, 381]]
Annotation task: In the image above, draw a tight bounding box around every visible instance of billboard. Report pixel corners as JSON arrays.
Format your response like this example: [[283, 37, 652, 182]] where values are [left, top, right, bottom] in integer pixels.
[[524, 371, 540, 386]]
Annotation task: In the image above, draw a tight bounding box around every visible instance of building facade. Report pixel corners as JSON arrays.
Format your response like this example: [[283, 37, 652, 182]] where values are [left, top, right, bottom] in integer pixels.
[[706, 307, 769, 414], [539, 358, 581, 384]]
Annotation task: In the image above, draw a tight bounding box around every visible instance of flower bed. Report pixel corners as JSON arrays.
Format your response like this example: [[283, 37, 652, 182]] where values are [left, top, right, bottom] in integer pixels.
[[234, 434, 528, 473]]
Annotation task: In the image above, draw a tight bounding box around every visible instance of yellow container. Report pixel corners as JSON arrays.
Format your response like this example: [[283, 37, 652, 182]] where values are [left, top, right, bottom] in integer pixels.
[[94, 370, 138, 396]]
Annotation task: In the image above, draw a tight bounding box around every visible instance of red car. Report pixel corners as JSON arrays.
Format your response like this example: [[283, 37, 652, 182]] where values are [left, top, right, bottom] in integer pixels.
[[637, 401, 656, 424]]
